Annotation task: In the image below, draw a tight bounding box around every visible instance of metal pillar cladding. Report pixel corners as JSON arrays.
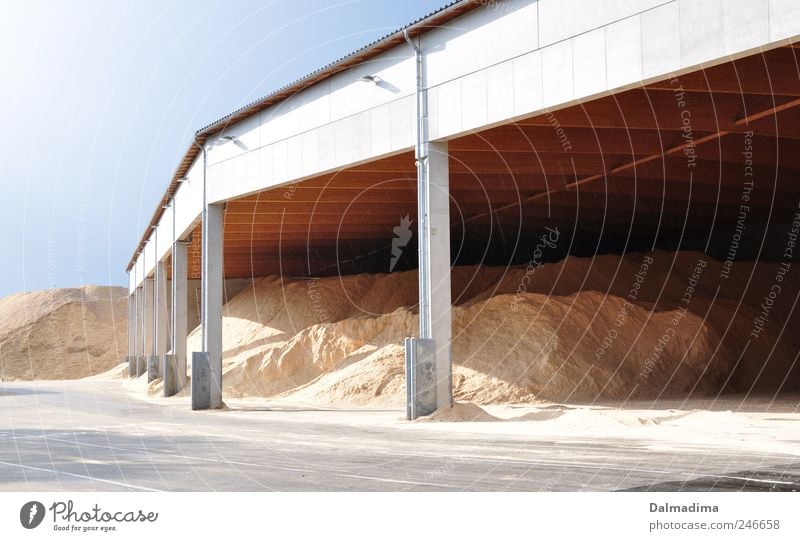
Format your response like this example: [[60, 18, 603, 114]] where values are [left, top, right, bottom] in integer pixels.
[[191, 352, 213, 410], [404, 30, 453, 411], [167, 239, 189, 396], [405, 337, 438, 420]]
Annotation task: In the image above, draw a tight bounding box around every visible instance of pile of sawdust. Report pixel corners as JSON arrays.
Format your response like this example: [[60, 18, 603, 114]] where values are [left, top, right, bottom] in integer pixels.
[[181, 251, 799, 406], [421, 402, 500, 422], [0, 286, 128, 380]]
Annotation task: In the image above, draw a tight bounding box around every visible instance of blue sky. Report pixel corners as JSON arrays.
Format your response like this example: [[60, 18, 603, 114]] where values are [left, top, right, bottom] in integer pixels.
[[0, 0, 449, 298]]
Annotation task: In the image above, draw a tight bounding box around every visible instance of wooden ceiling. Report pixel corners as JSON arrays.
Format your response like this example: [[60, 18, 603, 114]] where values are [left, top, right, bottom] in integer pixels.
[[183, 45, 800, 279]]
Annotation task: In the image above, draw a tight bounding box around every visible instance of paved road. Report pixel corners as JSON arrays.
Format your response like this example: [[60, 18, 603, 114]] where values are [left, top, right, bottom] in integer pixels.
[[1, 380, 798, 491]]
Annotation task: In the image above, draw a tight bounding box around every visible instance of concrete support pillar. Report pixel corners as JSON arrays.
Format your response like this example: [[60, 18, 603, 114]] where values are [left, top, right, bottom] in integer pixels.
[[135, 285, 144, 376], [132, 286, 138, 359], [165, 240, 188, 396], [155, 259, 169, 355], [127, 288, 134, 357], [133, 287, 139, 376], [193, 202, 223, 409], [143, 276, 154, 376], [126, 288, 135, 375], [420, 141, 452, 410], [149, 258, 168, 382], [133, 293, 139, 376], [139, 249, 148, 378]]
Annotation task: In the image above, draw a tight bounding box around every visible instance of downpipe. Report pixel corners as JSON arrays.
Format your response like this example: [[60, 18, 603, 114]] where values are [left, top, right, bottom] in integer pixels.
[[404, 29, 432, 340]]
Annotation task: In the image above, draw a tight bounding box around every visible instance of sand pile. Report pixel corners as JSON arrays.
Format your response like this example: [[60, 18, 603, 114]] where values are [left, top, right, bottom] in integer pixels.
[[184, 251, 800, 406], [0, 286, 128, 380], [422, 402, 501, 422]]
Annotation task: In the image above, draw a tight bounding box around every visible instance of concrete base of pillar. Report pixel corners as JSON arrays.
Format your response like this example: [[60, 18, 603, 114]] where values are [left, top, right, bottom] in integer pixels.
[[147, 355, 160, 383], [404, 337, 438, 420], [135, 356, 147, 377], [125, 356, 135, 378], [162, 354, 185, 397], [192, 352, 221, 410]]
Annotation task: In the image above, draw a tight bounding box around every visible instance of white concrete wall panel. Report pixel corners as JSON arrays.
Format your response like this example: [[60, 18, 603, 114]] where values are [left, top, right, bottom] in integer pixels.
[[172, 159, 203, 240], [301, 130, 319, 176], [542, 40, 574, 107], [389, 95, 414, 151], [486, 61, 514, 125], [573, 28, 607, 98], [133, 258, 143, 294], [436, 78, 463, 138], [538, 0, 667, 47], [461, 70, 488, 132], [606, 15, 643, 90], [258, 144, 274, 189], [370, 104, 393, 157], [155, 205, 174, 263], [272, 138, 288, 185], [770, 0, 800, 41], [512, 50, 543, 117], [244, 145, 261, 194], [641, 2, 680, 79], [723, 0, 770, 54], [352, 111, 373, 163], [334, 116, 355, 167], [426, 85, 440, 140], [679, 0, 724, 67], [144, 239, 156, 278], [205, 161, 224, 207], [286, 134, 304, 181], [218, 159, 233, 200], [316, 123, 336, 172], [423, 0, 539, 88]]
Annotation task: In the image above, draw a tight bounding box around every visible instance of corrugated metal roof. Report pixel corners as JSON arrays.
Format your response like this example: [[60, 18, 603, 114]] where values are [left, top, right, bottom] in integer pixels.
[[128, 0, 481, 272]]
